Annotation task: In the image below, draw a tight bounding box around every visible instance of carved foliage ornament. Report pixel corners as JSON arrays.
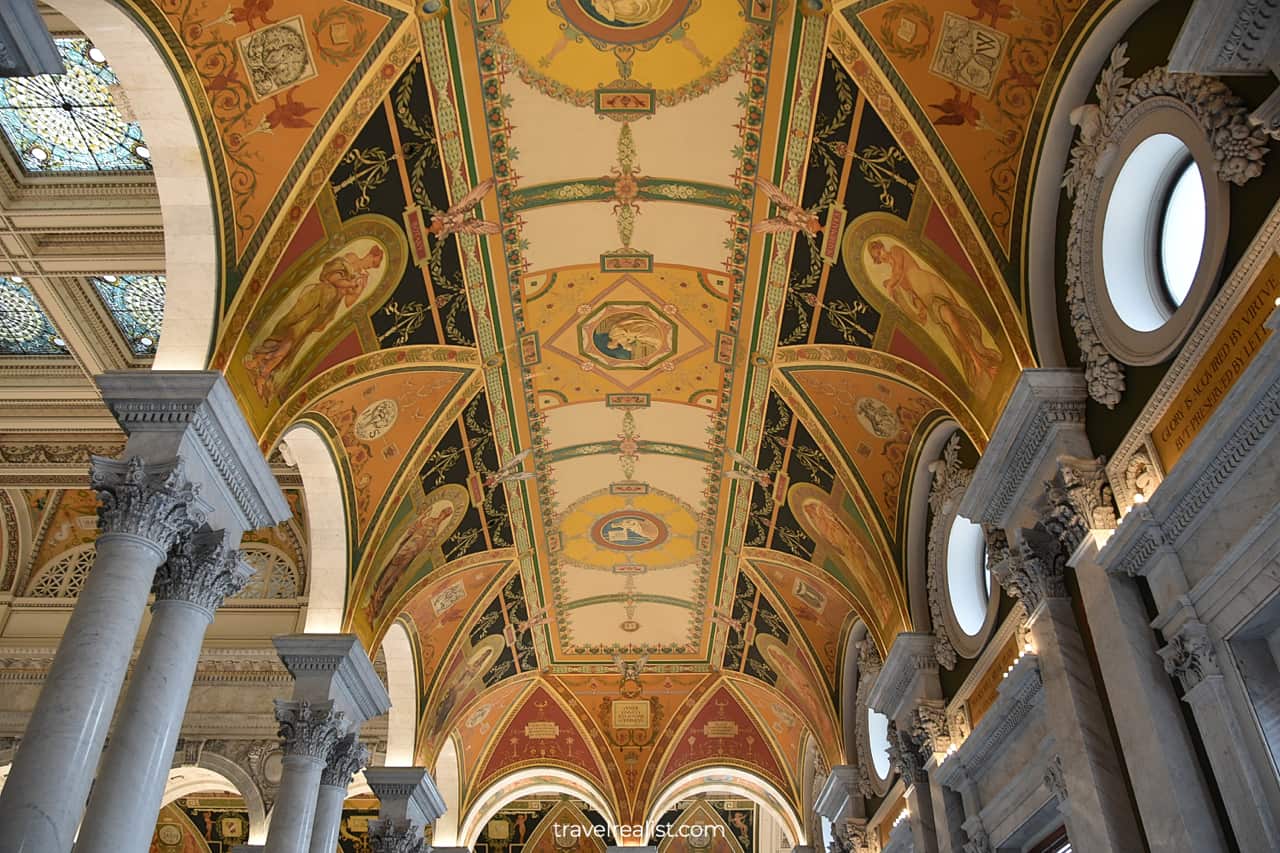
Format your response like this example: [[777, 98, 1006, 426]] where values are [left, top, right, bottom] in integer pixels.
[[153, 528, 252, 614], [1063, 43, 1271, 407], [321, 732, 370, 788], [1158, 618, 1221, 691], [885, 720, 928, 784], [853, 638, 885, 796], [92, 456, 203, 550], [1043, 754, 1068, 803], [274, 699, 346, 761], [925, 434, 974, 669], [987, 528, 1068, 613], [368, 819, 426, 853]]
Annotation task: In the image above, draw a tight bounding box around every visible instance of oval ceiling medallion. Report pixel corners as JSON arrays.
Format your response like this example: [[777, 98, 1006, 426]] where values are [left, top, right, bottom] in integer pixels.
[[590, 509, 670, 550]]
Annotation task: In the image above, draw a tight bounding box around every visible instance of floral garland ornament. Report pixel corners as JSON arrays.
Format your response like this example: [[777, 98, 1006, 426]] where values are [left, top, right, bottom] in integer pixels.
[[1063, 43, 1270, 407], [925, 433, 973, 669]]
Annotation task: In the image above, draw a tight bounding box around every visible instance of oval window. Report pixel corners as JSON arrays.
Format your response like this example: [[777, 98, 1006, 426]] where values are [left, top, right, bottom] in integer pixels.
[[946, 515, 988, 636], [867, 707, 892, 780]]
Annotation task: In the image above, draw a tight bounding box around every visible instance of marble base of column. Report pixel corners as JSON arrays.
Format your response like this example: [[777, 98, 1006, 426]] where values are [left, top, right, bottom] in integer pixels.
[[77, 531, 250, 853], [264, 701, 345, 853], [0, 528, 173, 853]]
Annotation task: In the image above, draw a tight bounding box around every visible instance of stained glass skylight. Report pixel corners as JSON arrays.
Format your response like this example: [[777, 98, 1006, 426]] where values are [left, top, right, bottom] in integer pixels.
[[0, 38, 151, 174], [0, 277, 68, 355], [89, 274, 165, 356]]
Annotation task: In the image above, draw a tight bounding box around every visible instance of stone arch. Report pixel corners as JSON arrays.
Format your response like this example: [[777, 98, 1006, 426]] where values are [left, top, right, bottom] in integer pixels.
[[45, 0, 221, 369], [460, 768, 619, 847], [1023, 0, 1163, 367], [646, 766, 805, 846], [282, 423, 348, 632], [432, 735, 463, 846], [164, 755, 268, 844], [903, 420, 964, 635], [380, 618, 418, 767]]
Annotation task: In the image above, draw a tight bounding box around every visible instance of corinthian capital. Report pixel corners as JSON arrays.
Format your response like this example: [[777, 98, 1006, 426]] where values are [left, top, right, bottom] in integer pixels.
[[274, 699, 346, 761], [321, 732, 371, 788], [153, 528, 252, 614], [368, 819, 426, 853], [990, 528, 1068, 613], [92, 456, 202, 549], [1158, 619, 1220, 691], [910, 699, 952, 757]]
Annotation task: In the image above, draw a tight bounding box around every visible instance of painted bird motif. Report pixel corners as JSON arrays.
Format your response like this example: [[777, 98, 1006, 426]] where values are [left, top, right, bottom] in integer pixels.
[[752, 177, 823, 237], [483, 448, 535, 488], [724, 449, 773, 488], [429, 177, 501, 238]]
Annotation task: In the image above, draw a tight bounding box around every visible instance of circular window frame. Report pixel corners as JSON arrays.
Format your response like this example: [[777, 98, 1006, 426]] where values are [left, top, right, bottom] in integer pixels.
[[924, 432, 999, 662], [1088, 104, 1228, 366], [853, 646, 893, 797]]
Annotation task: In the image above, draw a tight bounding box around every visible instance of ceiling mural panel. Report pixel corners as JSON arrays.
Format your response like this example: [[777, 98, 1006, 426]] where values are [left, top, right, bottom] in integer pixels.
[[474, 683, 615, 800], [655, 684, 789, 798], [133, 0, 407, 266], [839, 0, 1090, 268], [474, 798, 612, 853], [66, 0, 1076, 823]]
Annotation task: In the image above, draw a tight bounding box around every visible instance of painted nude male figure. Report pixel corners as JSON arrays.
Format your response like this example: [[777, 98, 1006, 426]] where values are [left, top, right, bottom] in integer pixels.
[[866, 239, 1001, 388], [244, 245, 385, 399]]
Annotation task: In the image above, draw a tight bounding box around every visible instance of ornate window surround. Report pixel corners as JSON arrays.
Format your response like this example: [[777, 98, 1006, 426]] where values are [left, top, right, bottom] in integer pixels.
[[1064, 42, 1270, 406], [853, 640, 893, 798], [925, 432, 999, 664]]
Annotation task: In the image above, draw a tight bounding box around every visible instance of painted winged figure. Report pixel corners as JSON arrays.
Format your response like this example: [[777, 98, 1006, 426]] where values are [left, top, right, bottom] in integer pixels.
[[752, 177, 822, 237], [429, 178, 501, 238]]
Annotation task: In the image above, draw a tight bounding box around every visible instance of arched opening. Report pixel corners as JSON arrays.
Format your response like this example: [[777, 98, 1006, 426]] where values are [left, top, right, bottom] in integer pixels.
[[162, 760, 268, 844], [460, 768, 619, 847], [44, 0, 220, 369], [282, 423, 348, 633], [380, 619, 418, 767], [432, 737, 463, 846], [646, 766, 805, 847]]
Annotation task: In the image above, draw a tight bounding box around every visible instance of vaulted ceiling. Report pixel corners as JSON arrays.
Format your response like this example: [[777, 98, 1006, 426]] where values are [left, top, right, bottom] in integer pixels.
[[1, 0, 1111, 830]]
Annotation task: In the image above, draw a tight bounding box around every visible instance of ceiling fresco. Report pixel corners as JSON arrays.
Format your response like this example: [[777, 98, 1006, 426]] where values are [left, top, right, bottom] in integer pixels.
[[51, 0, 1103, 828]]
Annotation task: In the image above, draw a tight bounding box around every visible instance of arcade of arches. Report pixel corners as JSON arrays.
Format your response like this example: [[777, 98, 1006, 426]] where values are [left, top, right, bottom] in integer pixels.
[[0, 0, 1279, 852]]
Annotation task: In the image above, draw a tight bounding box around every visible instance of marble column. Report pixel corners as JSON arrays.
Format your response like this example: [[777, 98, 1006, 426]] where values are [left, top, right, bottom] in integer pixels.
[[265, 635, 390, 853], [364, 767, 445, 853], [265, 700, 347, 853], [1073, 540, 1228, 853], [308, 733, 370, 853], [0, 457, 197, 853], [77, 529, 253, 853], [990, 528, 1143, 853], [1159, 616, 1280, 850], [0, 371, 290, 853]]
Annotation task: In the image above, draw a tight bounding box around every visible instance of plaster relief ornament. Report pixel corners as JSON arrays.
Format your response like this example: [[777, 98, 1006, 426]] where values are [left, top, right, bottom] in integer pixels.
[[925, 434, 974, 669], [1064, 43, 1271, 407]]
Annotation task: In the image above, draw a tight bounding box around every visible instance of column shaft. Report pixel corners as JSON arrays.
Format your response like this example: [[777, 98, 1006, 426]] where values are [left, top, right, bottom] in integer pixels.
[[75, 599, 214, 853], [1074, 560, 1228, 851], [309, 784, 348, 853], [0, 532, 166, 853], [1031, 597, 1145, 852], [904, 783, 938, 853], [265, 756, 326, 853]]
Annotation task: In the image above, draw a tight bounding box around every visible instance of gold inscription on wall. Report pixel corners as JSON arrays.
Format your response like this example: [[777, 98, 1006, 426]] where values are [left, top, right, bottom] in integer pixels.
[[612, 699, 651, 729], [524, 721, 561, 739], [1153, 252, 1280, 470], [702, 721, 739, 738]]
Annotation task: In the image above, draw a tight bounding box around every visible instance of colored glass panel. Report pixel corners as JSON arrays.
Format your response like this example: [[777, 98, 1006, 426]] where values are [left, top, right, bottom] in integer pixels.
[[0, 277, 67, 355], [0, 38, 150, 174], [89, 274, 165, 355]]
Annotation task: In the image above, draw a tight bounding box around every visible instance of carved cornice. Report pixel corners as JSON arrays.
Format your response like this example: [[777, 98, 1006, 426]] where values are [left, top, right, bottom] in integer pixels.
[[865, 633, 937, 721], [1169, 0, 1280, 75], [273, 634, 391, 725], [959, 370, 1087, 528], [938, 656, 1044, 783]]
